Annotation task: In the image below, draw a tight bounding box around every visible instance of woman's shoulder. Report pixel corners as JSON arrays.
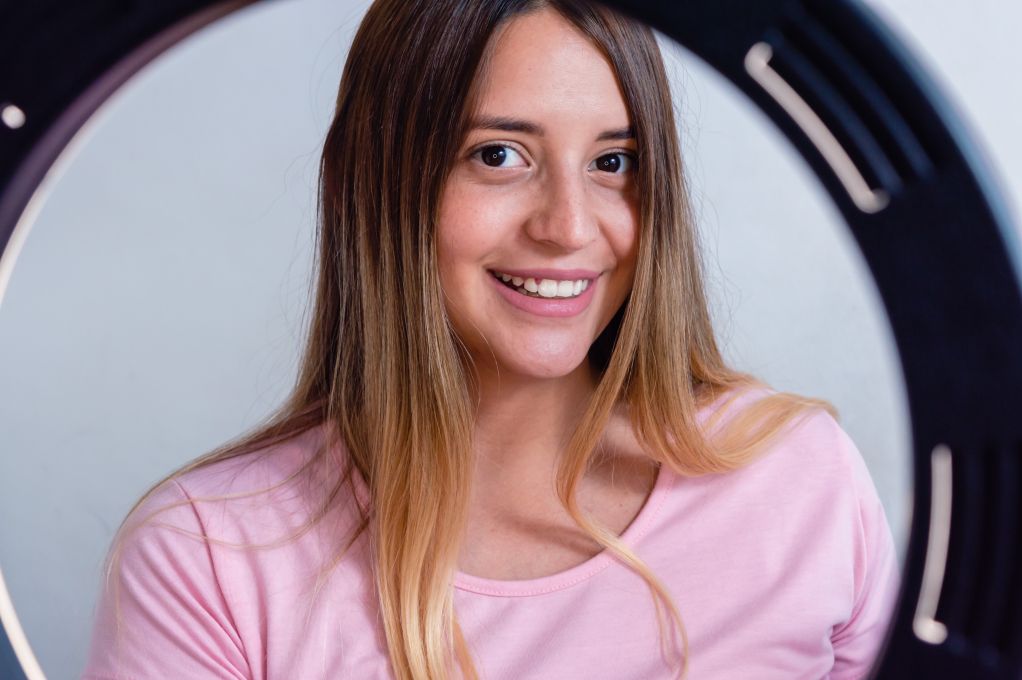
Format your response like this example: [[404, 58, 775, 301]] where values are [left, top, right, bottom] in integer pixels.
[[85, 424, 362, 680], [757, 391, 876, 498], [688, 384, 886, 531], [703, 385, 864, 478], [125, 422, 363, 547], [174, 422, 331, 496], [681, 383, 898, 579]]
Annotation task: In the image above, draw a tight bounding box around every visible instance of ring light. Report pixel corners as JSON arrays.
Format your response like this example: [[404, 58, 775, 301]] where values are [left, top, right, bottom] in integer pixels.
[[2, 1, 1021, 678]]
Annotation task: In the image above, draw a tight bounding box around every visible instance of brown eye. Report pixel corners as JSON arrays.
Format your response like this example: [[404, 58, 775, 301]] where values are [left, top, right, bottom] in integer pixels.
[[592, 152, 635, 174], [480, 146, 507, 166], [474, 144, 525, 168]]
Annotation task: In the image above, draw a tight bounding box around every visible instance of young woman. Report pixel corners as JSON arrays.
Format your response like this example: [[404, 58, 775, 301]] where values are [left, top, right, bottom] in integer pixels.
[[83, 1, 899, 678]]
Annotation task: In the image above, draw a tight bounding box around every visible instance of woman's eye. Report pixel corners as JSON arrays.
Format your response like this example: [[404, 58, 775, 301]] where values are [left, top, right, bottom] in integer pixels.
[[474, 145, 526, 168], [591, 152, 635, 174]]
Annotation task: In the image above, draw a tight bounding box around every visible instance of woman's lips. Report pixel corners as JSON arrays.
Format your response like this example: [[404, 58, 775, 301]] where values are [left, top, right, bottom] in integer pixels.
[[488, 270, 598, 318]]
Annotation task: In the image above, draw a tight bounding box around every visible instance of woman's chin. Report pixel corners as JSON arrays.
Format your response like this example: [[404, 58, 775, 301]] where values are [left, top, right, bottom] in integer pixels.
[[491, 347, 591, 382]]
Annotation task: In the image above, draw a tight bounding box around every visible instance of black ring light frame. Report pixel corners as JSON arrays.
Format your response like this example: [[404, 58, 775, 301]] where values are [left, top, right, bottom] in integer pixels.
[[2, 0, 1021, 678]]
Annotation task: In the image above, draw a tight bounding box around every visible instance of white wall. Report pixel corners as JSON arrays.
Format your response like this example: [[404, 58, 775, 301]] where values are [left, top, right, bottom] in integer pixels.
[[0, 0, 1016, 677]]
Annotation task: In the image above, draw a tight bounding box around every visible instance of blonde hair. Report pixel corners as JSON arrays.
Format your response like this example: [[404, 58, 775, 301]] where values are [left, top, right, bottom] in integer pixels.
[[107, 1, 836, 678]]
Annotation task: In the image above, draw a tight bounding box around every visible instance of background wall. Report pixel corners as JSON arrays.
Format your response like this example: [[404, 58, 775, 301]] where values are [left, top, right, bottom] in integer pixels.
[[0, 0, 1015, 677]]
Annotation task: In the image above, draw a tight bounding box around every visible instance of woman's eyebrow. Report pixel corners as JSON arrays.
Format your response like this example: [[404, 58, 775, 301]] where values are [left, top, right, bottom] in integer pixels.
[[595, 126, 635, 141], [469, 115, 634, 141]]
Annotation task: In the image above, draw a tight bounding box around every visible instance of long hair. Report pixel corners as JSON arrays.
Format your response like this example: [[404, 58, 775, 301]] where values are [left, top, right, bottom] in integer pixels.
[[111, 1, 836, 678]]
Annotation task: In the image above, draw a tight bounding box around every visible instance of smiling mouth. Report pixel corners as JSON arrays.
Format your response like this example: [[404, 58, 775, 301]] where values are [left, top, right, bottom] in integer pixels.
[[490, 270, 591, 299]]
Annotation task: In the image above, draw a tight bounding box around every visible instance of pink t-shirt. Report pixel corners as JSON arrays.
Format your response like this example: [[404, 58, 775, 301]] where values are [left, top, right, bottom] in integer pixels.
[[83, 392, 900, 679]]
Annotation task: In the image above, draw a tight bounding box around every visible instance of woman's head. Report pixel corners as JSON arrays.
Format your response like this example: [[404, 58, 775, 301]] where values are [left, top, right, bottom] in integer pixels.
[[314, 0, 702, 403], [437, 7, 641, 383]]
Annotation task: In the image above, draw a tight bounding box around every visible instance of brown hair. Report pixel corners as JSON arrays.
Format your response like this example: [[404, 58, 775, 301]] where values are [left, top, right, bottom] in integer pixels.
[[111, 1, 835, 678]]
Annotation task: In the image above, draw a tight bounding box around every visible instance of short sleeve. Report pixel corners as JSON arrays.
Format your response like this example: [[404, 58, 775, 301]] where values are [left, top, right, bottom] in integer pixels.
[[829, 427, 901, 679], [81, 480, 252, 680]]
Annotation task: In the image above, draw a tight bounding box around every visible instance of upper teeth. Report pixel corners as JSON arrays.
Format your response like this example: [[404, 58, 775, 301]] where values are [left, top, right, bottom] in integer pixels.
[[494, 271, 590, 298]]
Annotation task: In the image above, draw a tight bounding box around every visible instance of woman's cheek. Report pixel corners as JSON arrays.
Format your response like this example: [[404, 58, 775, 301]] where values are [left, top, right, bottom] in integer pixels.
[[448, 186, 530, 248]]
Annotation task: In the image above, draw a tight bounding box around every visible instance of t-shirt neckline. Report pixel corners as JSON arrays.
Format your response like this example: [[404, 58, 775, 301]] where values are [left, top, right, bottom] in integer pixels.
[[452, 461, 676, 597]]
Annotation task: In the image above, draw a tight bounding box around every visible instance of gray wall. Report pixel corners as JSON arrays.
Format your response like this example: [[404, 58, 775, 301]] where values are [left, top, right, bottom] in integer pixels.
[[0, 0, 1015, 677]]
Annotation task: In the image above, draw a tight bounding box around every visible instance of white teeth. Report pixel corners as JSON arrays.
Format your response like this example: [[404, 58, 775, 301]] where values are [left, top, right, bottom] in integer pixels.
[[492, 271, 592, 299], [538, 279, 558, 298]]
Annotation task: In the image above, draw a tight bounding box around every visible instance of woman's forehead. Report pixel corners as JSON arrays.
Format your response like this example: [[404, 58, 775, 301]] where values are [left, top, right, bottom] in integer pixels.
[[472, 9, 631, 130]]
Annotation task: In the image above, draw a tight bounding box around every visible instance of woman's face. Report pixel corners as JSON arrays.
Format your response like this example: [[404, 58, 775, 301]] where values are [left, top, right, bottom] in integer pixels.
[[437, 8, 640, 382]]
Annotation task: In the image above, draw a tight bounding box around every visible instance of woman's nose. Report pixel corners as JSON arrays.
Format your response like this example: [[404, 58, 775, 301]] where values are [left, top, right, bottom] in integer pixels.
[[524, 167, 597, 252]]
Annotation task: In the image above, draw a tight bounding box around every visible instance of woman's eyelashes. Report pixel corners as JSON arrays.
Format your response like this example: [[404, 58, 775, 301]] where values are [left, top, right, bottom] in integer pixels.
[[469, 144, 637, 175]]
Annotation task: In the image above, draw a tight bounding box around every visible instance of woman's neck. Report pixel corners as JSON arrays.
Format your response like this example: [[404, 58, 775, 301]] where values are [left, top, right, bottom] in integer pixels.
[[457, 361, 658, 580], [469, 360, 599, 486]]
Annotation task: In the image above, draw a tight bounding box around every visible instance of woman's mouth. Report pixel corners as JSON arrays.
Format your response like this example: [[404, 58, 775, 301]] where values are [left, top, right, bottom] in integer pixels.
[[489, 270, 591, 299]]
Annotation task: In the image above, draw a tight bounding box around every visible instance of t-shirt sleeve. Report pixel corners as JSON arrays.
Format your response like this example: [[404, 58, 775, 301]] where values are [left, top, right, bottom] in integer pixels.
[[828, 426, 901, 680], [81, 479, 252, 680]]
